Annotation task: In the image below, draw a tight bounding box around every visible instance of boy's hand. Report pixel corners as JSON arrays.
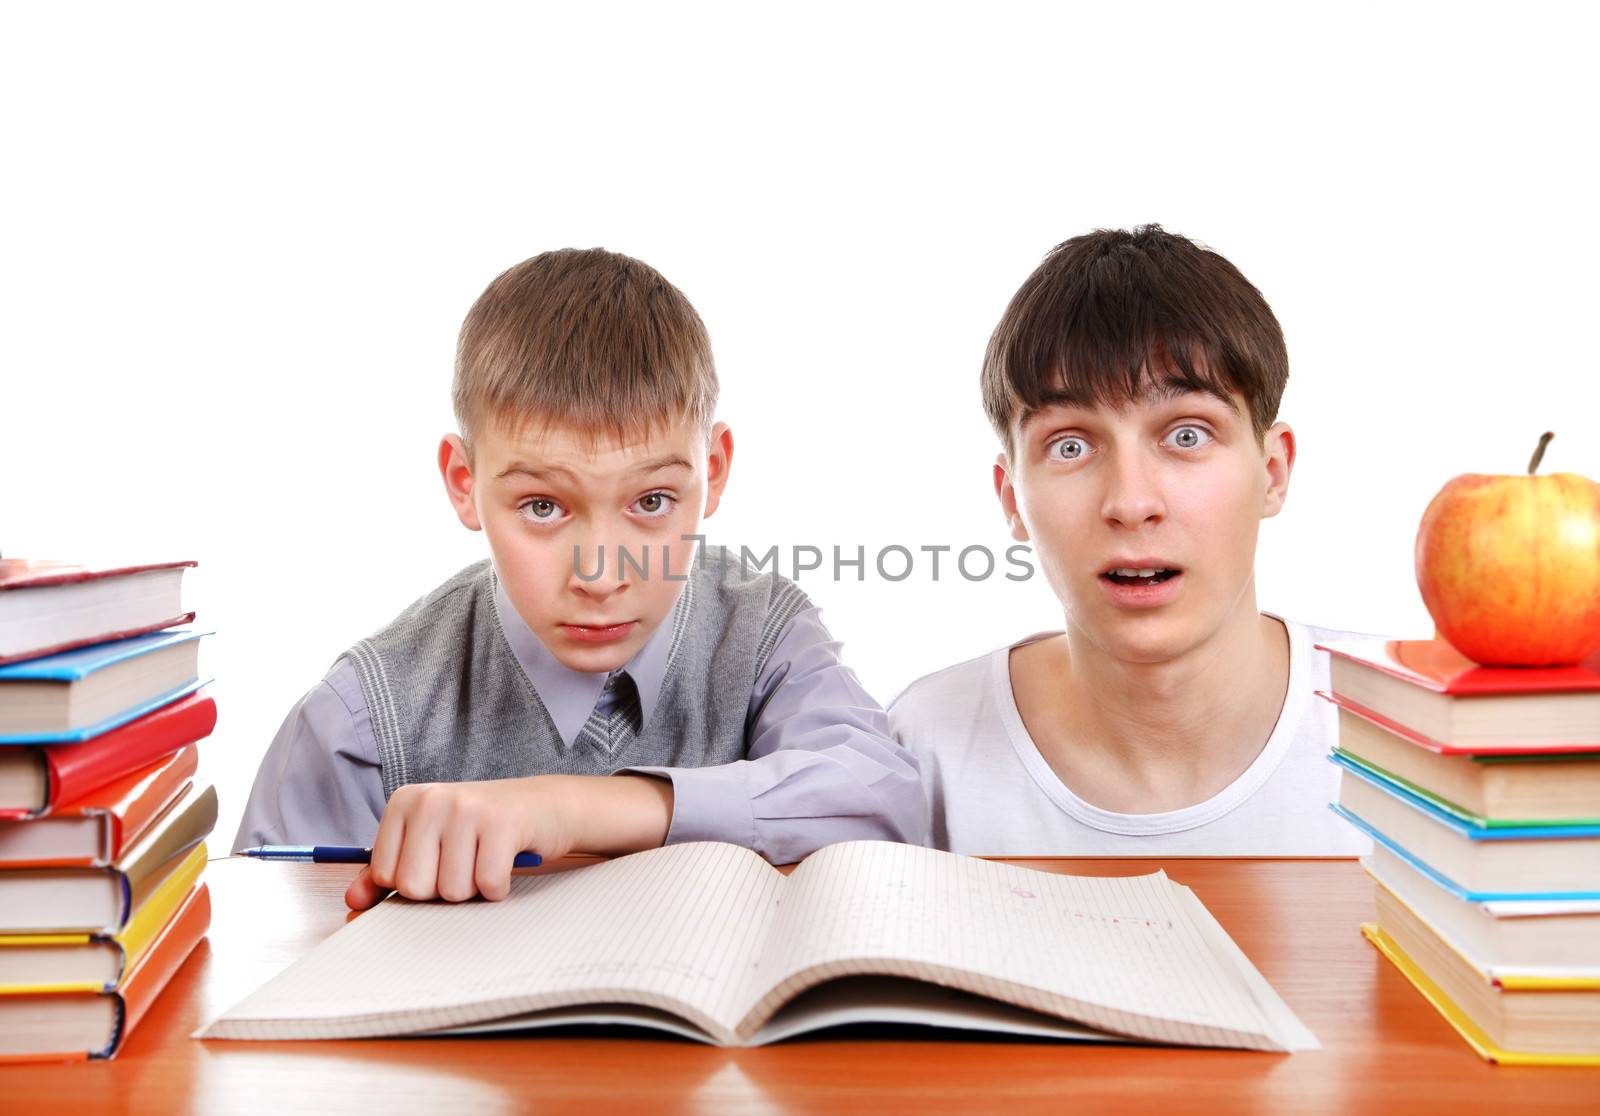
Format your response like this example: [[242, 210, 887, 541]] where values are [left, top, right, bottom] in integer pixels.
[[344, 773, 673, 911]]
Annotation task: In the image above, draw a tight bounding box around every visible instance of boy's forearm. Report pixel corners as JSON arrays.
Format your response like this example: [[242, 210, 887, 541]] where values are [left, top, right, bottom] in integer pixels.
[[554, 773, 675, 855]]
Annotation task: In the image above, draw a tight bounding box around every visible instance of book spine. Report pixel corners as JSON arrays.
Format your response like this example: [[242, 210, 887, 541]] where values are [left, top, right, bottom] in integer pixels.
[[101, 881, 211, 1058], [107, 749, 199, 861], [121, 783, 218, 916], [112, 841, 208, 985]]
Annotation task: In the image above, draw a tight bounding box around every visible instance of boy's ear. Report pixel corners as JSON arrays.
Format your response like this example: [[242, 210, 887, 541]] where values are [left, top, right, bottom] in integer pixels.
[[1260, 421, 1296, 519], [439, 434, 484, 532], [701, 422, 735, 519], [994, 452, 1030, 542]]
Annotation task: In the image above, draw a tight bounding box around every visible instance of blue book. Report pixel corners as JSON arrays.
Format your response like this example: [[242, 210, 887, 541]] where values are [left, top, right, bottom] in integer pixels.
[[1328, 753, 1600, 901], [0, 630, 211, 745]]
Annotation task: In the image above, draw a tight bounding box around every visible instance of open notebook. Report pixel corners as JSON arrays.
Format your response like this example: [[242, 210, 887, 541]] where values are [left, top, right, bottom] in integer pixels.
[[198, 841, 1317, 1050]]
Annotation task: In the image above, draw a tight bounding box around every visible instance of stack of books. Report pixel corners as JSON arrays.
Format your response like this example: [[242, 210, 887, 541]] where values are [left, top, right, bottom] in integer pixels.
[[0, 560, 217, 1062], [1319, 637, 1600, 1066]]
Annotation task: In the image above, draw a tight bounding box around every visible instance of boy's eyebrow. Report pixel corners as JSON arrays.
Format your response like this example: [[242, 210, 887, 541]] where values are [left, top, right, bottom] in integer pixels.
[[496, 462, 576, 481], [630, 455, 694, 476], [495, 456, 693, 481]]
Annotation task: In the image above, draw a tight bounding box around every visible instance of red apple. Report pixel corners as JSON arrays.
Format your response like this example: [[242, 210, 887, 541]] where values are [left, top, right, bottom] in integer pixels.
[[1415, 433, 1600, 666]]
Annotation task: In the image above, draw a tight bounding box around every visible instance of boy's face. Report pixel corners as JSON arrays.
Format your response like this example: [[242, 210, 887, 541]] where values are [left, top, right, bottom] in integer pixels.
[[995, 382, 1294, 665], [440, 414, 732, 674]]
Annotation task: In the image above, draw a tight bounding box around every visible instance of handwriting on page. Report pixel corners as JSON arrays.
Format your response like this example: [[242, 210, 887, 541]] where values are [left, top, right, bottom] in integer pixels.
[[1011, 883, 1166, 927]]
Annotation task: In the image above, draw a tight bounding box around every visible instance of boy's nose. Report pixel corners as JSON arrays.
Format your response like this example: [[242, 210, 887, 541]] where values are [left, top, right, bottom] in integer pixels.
[[1099, 451, 1165, 528], [567, 543, 631, 599]]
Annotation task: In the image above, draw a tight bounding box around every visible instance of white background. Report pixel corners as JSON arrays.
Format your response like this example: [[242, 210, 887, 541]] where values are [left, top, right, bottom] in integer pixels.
[[3, 3, 1597, 846]]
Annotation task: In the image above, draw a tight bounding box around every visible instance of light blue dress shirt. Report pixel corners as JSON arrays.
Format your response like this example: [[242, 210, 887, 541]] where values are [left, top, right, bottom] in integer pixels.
[[234, 579, 926, 863]]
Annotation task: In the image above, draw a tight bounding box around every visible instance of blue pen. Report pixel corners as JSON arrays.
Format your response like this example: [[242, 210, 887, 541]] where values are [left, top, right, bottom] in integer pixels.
[[239, 845, 542, 868]]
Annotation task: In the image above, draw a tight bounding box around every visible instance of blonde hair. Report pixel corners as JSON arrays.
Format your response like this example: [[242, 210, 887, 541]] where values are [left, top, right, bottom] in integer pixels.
[[453, 248, 717, 449]]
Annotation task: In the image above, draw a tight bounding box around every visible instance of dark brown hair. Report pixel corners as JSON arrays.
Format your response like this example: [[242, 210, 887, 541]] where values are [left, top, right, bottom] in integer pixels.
[[453, 248, 717, 449], [981, 225, 1287, 453]]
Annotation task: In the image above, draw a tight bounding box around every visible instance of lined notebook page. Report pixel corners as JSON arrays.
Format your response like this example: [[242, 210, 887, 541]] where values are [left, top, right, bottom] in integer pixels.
[[743, 842, 1312, 1050], [200, 842, 782, 1042]]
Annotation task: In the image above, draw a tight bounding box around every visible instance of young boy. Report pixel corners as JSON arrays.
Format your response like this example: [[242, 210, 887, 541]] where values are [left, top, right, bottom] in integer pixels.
[[236, 248, 926, 907], [890, 225, 1373, 855]]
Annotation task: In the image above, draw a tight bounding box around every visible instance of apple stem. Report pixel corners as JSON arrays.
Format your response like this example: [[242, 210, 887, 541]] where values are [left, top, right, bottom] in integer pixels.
[[1528, 431, 1555, 475]]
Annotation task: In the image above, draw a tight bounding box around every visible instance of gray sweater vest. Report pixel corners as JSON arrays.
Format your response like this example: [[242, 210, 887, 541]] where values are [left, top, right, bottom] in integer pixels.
[[340, 550, 809, 799]]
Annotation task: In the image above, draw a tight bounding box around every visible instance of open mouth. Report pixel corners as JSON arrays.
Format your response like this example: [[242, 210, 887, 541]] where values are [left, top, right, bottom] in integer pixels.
[[1100, 566, 1182, 586]]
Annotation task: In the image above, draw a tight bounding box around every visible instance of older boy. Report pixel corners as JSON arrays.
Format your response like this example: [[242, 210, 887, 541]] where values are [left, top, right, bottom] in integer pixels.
[[236, 248, 925, 907], [891, 225, 1372, 855]]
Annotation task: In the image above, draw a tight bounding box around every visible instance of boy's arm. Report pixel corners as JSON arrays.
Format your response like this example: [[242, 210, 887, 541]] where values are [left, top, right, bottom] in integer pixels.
[[345, 602, 924, 909], [231, 660, 387, 851], [624, 601, 929, 863]]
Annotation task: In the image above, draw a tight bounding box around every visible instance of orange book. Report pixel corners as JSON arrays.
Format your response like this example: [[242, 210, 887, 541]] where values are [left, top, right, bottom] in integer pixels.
[[0, 782, 218, 934], [0, 744, 198, 868], [0, 880, 210, 1061]]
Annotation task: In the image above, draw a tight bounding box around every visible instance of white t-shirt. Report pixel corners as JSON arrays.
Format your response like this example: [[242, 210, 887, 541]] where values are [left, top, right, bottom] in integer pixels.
[[889, 615, 1375, 856]]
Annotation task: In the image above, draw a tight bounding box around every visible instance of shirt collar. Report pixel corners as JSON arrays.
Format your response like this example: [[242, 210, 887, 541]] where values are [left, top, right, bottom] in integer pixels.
[[491, 570, 693, 748]]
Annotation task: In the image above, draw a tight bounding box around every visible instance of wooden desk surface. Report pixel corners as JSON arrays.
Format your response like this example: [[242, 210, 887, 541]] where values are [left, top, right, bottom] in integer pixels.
[[6, 856, 1597, 1113]]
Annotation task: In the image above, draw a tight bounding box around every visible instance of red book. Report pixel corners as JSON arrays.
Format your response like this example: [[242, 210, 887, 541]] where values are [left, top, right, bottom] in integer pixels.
[[1323, 639, 1600, 695], [0, 744, 198, 867], [1318, 639, 1600, 753], [0, 691, 216, 818], [0, 559, 196, 665], [0, 881, 211, 1062]]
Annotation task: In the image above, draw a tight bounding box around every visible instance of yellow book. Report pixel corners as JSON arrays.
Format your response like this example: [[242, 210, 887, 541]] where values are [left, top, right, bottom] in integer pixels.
[[1363, 922, 1600, 1067], [1373, 882, 1600, 1057], [0, 841, 206, 994]]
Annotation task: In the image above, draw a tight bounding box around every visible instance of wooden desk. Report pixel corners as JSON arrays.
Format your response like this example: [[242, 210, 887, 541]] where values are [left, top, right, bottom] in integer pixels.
[[6, 856, 1597, 1113]]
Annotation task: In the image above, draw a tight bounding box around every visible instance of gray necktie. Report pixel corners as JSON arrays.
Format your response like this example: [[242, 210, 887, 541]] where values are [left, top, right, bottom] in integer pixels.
[[573, 670, 642, 754]]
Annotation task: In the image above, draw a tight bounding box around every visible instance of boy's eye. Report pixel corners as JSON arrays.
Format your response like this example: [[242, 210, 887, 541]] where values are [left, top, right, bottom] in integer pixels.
[[633, 492, 676, 516], [520, 498, 564, 522], [1165, 425, 1212, 450], [1049, 436, 1088, 461]]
